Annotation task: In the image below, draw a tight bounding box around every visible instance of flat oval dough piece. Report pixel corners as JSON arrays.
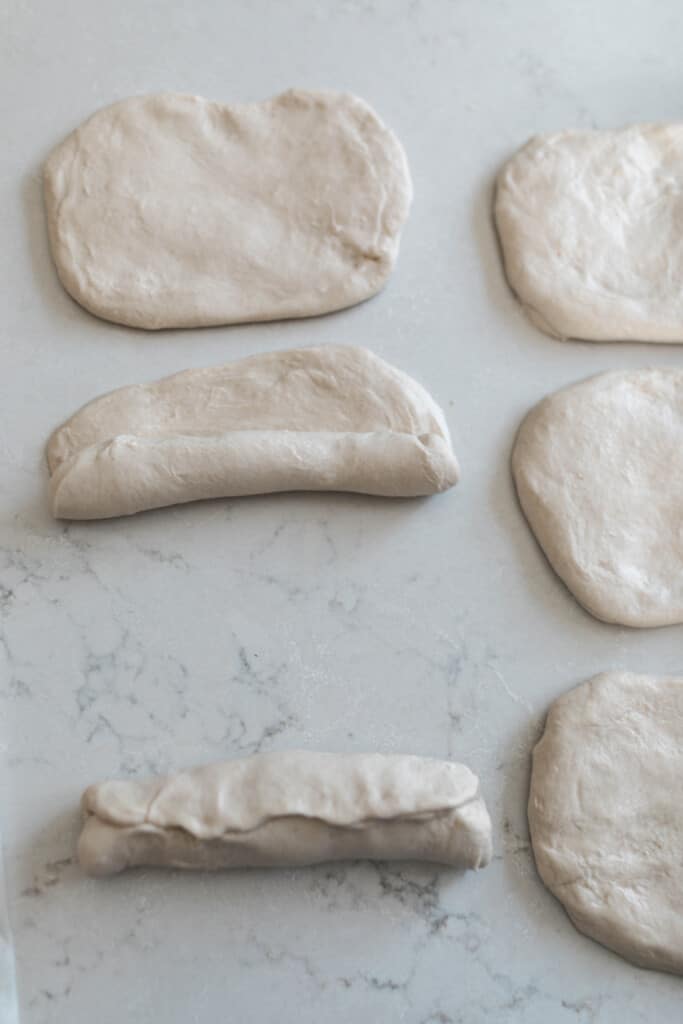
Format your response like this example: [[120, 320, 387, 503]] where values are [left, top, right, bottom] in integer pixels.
[[512, 369, 683, 627], [495, 124, 683, 341], [529, 672, 683, 974], [77, 751, 493, 877], [43, 90, 412, 329], [47, 345, 459, 519]]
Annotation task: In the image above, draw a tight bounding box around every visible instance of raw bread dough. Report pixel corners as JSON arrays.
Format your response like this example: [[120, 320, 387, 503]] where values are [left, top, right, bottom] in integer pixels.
[[529, 671, 683, 975], [47, 345, 459, 519], [495, 124, 683, 341], [78, 751, 493, 877], [43, 90, 412, 329], [512, 369, 683, 628]]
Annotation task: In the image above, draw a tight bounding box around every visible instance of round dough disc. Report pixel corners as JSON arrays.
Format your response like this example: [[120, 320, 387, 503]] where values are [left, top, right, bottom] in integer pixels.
[[512, 368, 683, 628], [495, 124, 683, 342], [529, 672, 683, 975]]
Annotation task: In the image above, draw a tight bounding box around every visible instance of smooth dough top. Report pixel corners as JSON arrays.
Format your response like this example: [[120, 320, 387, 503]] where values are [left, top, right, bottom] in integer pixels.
[[82, 751, 481, 839], [529, 672, 683, 974], [512, 368, 683, 628], [43, 89, 412, 330], [47, 344, 452, 472], [495, 124, 683, 342]]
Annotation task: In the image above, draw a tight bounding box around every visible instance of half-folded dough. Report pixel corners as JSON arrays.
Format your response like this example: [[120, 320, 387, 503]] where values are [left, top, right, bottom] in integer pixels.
[[495, 124, 683, 341], [43, 90, 412, 329], [47, 345, 459, 519], [512, 369, 683, 628], [78, 751, 493, 877], [529, 672, 683, 975]]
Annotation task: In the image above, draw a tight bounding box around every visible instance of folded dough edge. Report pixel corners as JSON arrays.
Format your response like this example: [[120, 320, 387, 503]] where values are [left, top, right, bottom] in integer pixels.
[[49, 429, 459, 519]]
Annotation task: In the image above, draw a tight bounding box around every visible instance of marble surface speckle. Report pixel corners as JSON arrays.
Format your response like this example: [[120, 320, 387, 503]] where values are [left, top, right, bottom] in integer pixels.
[[3, 1, 683, 1020]]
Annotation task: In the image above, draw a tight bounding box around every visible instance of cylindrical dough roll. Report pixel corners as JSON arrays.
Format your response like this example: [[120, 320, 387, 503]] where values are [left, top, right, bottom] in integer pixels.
[[78, 751, 493, 877], [50, 429, 457, 520]]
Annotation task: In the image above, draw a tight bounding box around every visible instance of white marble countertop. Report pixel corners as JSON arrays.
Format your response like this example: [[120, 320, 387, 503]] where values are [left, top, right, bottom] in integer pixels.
[[2, 1, 683, 1020]]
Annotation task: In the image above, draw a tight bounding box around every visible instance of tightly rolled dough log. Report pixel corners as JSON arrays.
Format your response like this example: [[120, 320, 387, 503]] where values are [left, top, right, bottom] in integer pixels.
[[43, 89, 412, 329], [47, 345, 459, 520], [529, 672, 683, 975], [78, 751, 493, 877], [495, 124, 683, 342]]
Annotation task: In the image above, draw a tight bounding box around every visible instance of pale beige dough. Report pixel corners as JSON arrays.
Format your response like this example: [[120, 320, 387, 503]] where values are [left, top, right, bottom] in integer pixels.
[[495, 124, 683, 341], [47, 345, 459, 519], [512, 369, 683, 628], [529, 672, 683, 975], [78, 751, 493, 877], [43, 90, 412, 329]]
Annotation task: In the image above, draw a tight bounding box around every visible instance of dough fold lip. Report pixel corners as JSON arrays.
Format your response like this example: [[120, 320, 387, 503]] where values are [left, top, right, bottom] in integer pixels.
[[43, 89, 412, 329], [46, 345, 460, 520], [77, 751, 493, 877], [495, 123, 683, 342]]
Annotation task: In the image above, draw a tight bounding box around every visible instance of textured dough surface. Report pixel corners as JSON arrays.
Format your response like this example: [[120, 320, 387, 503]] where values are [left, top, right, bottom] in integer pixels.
[[43, 90, 412, 329], [78, 751, 493, 877], [47, 345, 459, 519], [529, 672, 683, 974], [512, 369, 683, 627], [495, 124, 683, 341]]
